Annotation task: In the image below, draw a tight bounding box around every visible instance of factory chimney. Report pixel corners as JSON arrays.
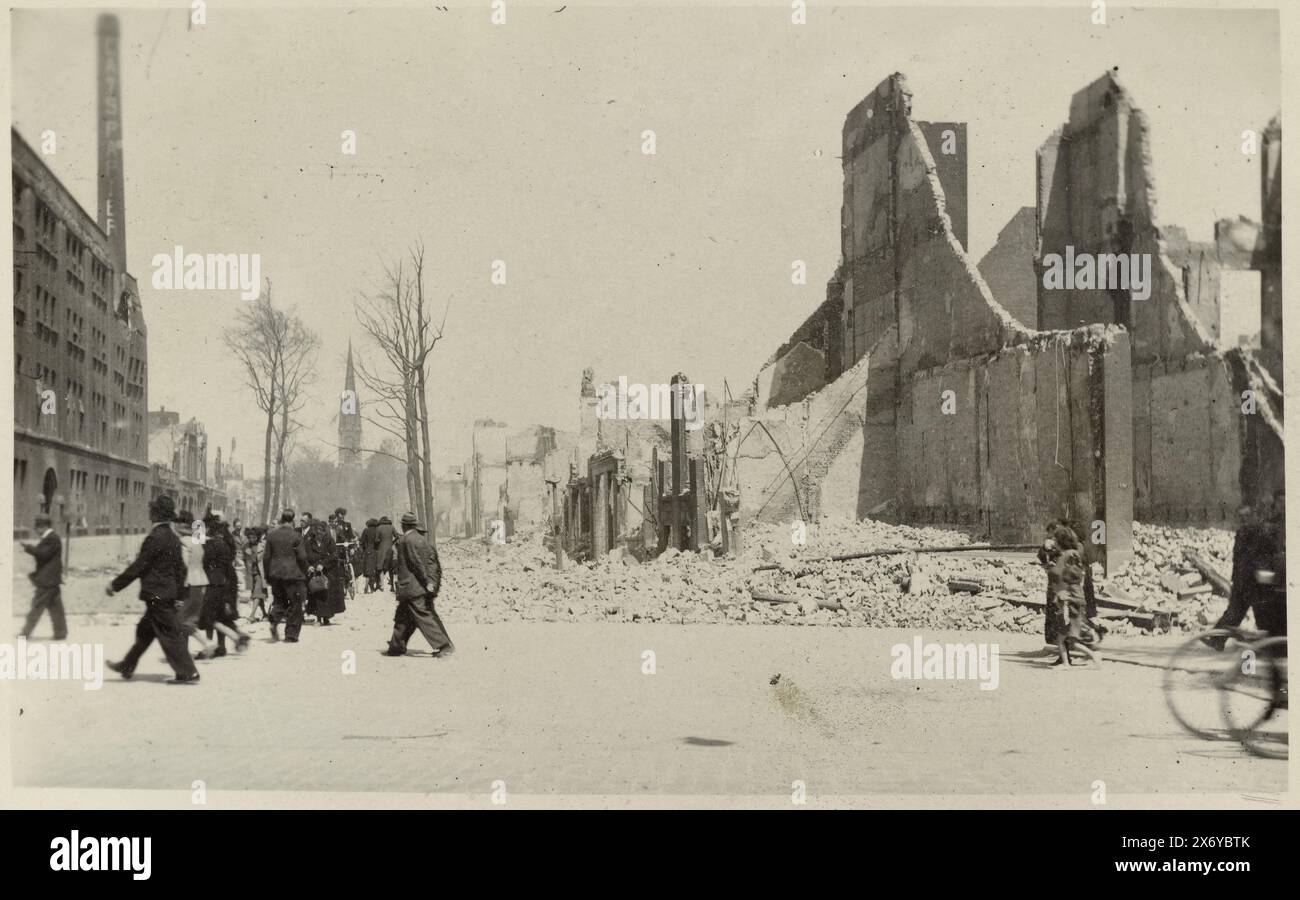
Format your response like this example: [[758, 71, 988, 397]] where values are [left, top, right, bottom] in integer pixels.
[[96, 13, 127, 274]]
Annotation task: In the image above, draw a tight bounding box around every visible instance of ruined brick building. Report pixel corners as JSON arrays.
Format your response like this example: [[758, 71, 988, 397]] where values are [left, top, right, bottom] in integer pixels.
[[732, 71, 1283, 571]]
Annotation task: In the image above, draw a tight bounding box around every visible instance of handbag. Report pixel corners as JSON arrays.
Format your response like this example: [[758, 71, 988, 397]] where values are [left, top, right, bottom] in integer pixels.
[[307, 570, 329, 594]]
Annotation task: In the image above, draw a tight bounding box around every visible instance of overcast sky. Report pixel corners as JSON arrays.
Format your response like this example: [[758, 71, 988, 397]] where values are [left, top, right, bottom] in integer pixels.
[[10, 4, 1279, 480]]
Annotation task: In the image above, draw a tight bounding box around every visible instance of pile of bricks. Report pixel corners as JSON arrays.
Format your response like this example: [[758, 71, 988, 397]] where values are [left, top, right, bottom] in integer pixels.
[[432, 518, 1237, 635]]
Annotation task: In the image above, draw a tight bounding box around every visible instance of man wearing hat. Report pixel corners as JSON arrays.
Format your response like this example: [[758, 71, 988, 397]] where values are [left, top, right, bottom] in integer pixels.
[[105, 494, 199, 684], [386, 512, 454, 658], [264, 507, 309, 642], [19, 513, 66, 640]]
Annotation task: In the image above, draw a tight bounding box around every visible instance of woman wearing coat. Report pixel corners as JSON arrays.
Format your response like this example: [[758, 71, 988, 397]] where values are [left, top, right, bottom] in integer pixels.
[[302, 516, 345, 625], [245, 527, 269, 622], [200, 514, 251, 654], [175, 509, 218, 660]]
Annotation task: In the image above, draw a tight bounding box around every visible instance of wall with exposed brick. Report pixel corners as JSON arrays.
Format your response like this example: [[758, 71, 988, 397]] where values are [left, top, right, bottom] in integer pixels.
[[736, 74, 1134, 566], [978, 207, 1039, 329], [1035, 72, 1283, 523]]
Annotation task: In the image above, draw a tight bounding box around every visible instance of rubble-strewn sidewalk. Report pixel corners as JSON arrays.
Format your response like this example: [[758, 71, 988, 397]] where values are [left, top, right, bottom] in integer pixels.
[[435, 518, 1242, 637]]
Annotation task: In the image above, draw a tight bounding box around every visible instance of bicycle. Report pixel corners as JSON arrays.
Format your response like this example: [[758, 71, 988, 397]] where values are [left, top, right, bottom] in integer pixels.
[[1164, 626, 1287, 759], [1220, 635, 1287, 760], [336, 538, 359, 602]]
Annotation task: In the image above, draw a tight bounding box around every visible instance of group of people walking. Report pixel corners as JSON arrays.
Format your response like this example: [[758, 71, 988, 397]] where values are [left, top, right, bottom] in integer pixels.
[[249, 506, 453, 658], [99, 495, 256, 682], [15, 492, 456, 684], [23, 489, 1283, 685], [254, 506, 357, 642], [357, 515, 399, 593]]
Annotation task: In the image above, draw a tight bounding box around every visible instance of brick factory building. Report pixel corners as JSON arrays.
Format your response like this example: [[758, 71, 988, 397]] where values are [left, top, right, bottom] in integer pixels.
[[11, 128, 149, 538], [10, 14, 150, 540]]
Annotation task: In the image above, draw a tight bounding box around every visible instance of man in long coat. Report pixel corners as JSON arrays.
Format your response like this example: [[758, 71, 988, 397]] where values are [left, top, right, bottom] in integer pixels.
[[374, 515, 397, 592], [385, 512, 454, 657], [264, 508, 308, 642], [105, 494, 199, 683], [20, 513, 66, 640]]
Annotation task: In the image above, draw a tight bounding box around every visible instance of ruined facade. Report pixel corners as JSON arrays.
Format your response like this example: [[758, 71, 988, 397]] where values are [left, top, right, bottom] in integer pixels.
[[460, 420, 574, 538], [1035, 71, 1283, 522], [147, 408, 228, 517], [735, 71, 1283, 569], [977, 207, 1038, 329]]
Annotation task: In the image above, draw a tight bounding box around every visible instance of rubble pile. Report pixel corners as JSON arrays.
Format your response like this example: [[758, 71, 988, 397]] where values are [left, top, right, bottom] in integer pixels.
[[1103, 523, 1236, 633], [437, 517, 1243, 635], [434, 518, 1037, 631]]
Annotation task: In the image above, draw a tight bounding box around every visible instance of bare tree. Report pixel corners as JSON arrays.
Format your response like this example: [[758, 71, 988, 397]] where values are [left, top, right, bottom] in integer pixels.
[[355, 242, 448, 540], [222, 283, 320, 523], [269, 316, 318, 514], [223, 286, 279, 523]]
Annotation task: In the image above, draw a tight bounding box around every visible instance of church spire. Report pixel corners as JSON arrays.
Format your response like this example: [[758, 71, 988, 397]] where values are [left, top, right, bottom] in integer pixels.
[[338, 340, 362, 468], [344, 340, 357, 394]]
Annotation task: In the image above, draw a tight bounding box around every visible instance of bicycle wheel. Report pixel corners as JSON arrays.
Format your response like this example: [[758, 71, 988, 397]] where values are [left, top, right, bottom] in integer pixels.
[[1163, 629, 1247, 740], [1221, 636, 1288, 760]]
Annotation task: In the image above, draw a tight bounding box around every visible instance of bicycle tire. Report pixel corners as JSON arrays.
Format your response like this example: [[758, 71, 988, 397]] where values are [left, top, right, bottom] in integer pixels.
[[1221, 635, 1288, 760], [1163, 628, 1242, 740]]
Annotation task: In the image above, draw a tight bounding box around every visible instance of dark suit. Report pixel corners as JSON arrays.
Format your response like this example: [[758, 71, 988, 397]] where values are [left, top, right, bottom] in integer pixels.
[[263, 523, 307, 640], [111, 521, 196, 678], [388, 528, 453, 655], [1217, 520, 1286, 635], [21, 530, 66, 639]]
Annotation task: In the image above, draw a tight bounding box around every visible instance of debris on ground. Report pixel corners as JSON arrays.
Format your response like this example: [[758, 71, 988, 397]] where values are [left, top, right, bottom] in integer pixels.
[[433, 517, 1243, 636]]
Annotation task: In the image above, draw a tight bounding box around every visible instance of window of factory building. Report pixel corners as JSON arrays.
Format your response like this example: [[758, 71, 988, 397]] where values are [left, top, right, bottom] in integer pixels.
[[35, 242, 57, 273], [34, 284, 55, 324], [64, 230, 85, 264], [65, 269, 86, 295], [65, 310, 86, 361], [34, 200, 56, 242]]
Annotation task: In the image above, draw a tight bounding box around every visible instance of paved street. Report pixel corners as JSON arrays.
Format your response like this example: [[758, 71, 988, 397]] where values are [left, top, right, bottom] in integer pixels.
[[7, 587, 1286, 806]]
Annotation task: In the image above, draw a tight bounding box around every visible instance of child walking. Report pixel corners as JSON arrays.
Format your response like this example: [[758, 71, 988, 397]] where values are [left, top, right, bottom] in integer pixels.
[[1041, 525, 1102, 668]]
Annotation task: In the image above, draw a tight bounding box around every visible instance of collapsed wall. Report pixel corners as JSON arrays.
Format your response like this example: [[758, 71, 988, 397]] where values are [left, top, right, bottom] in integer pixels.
[[1035, 71, 1283, 521], [740, 73, 1135, 567], [977, 207, 1039, 329]]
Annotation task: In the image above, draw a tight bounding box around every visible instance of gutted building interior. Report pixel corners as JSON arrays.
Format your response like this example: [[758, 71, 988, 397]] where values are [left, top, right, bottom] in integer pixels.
[[729, 72, 1282, 571]]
